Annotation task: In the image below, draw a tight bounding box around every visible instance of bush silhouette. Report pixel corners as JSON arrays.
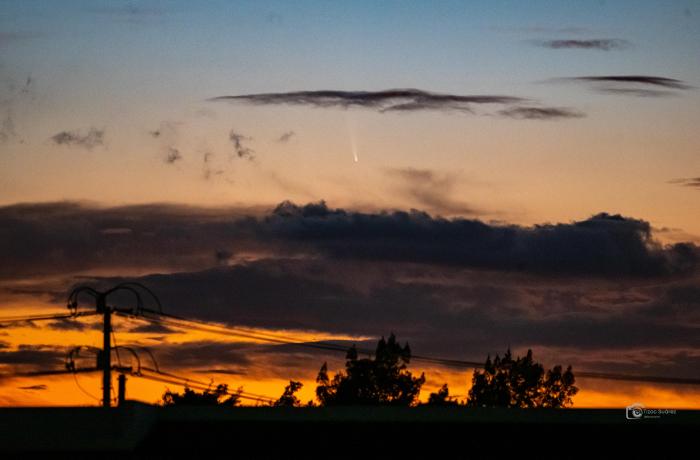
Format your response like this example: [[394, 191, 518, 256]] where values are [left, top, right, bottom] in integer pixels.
[[274, 380, 304, 407], [467, 348, 578, 408], [162, 383, 242, 407], [316, 334, 425, 406], [426, 383, 460, 406]]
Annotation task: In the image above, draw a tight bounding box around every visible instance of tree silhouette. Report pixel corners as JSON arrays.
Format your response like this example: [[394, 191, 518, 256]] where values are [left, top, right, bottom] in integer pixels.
[[316, 334, 425, 406], [162, 383, 242, 407], [274, 380, 303, 407], [426, 383, 459, 406], [467, 348, 578, 408]]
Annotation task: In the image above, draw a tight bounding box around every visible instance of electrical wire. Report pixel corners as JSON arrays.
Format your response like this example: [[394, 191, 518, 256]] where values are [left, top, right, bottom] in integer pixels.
[[121, 311, 700, 387], [139, 366, 276, 402], [0, 310, 99, 325], [73, 371, 100, 402], [0, 367, 100, 378], [131, 313, 481, 367], [134, 370, 275, 404]]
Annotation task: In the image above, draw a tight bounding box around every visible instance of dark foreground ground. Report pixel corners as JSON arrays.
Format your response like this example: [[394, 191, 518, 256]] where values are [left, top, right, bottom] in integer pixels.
[[1, 402, 697, 458]]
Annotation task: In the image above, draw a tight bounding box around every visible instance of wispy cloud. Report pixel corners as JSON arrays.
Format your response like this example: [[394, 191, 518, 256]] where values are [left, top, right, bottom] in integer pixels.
[[0, 116, 18, 143], [669, 177, 700, 189], [165, 147, 182, 164], [211, 89, 525, 113], [385, 168, 478, 216], [498, 106, 584, 120], [277, 131, 295, 143], [17, 384, 47, 391], [569, 76, 691, 89], [533, 39, 631, 50], [229, 130, 255, 160], [552, 75, 693, 97], [50, 128, 104, 149], [211, 88, 585, 120]]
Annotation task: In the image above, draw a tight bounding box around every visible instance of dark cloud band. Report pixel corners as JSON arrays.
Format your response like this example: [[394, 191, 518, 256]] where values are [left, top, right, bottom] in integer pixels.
[[0, 200, 697, 280], [210, 88, 525, 113], [552, 75, 692, 97], [534, 39, 630, 50]]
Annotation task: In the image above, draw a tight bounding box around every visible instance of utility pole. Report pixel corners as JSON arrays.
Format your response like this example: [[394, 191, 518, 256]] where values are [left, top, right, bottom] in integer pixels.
[[69, 283, 158, 408], [118, 374, 127, 406], [97, 293, 112, 408]]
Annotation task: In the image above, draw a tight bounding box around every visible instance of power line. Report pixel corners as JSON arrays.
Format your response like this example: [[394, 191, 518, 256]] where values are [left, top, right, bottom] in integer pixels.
[[139, 366, 273, 401], [120, 311, 700, 387], [73, 370, 100, 402], [129, 313, 486, 368], [0, 367, 100, 378], [134, 370, 275, 404], [0, 310, 99, 325]]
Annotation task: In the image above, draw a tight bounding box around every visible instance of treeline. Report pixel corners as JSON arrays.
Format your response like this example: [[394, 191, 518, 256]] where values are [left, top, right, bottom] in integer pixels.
[[162, 334, 578, 408]]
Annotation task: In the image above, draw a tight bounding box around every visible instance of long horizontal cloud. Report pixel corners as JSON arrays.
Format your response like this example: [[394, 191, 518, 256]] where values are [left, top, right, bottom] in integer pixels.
[[209, 88, 583, 120], [0, 200, 697, 280], [210, 89, 525, 113], [498, 106, 584, 119], [669, 177, 700, 189], [533, 39, 630, 50], [553, 75, 692, 97], [252, 201, 699, 277], [80, 258, 700, 383]]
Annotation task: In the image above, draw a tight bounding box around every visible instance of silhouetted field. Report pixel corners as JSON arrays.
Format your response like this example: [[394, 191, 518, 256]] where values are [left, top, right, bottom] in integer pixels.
[[0, 402, 696, 457]]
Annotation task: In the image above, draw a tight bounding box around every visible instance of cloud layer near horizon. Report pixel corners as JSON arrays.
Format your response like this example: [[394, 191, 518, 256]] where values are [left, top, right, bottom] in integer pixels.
[[1, 200, 699, 383], [0, 200, 697, 280]]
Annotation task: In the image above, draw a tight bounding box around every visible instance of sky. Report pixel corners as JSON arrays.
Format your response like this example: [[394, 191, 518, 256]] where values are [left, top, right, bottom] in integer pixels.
[[1, 0, 700, 408]]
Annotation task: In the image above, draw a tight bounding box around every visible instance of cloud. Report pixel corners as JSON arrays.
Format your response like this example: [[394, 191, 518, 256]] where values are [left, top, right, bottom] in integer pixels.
[[277, 131, 295, 143], [211, 88, 525, 114], [0, 344, 65, 368], [0, 115, 18, 143], [553, 75, 693, 96], [127, 322, 177, 334], [669, 178, 700, 189], [385, 168, 477, 216], [1, 199, 699, 380], [45, 318, 88, 331], [211, 88, 585, 120], [165, 147, 182, 164], [253, 201, 699, 277], [229, 130, 255, 160], [82, 259, 700, 384], [498, 106, 584, 120], [0, 201, 698, 281], [50, 128, 104, 149], [533, 39, 631, 50], [149, 341, 252, 370], [0, 201, 265, 280], [17, 384, 47, 390]]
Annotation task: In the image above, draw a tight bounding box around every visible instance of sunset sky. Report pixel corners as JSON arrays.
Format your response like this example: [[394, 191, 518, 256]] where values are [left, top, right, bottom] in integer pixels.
[[1, 0, 700, 408]]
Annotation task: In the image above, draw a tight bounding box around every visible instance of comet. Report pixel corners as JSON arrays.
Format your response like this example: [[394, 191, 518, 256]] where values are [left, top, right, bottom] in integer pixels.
[[347, 115, 359, 163]]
